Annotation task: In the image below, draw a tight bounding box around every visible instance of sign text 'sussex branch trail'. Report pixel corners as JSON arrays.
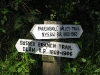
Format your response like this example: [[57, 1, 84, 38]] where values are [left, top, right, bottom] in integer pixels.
[[15, 39, 80, 58]]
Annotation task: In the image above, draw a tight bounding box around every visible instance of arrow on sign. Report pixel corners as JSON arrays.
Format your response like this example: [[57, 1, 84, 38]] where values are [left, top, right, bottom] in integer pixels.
[[15, 39, 80, 58], [30, 24, 83, 39]]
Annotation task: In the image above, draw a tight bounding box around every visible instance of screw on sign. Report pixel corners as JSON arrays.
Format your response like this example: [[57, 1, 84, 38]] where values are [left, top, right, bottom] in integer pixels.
[[15, 39, 80, 58], [30, 24, 83, 39]]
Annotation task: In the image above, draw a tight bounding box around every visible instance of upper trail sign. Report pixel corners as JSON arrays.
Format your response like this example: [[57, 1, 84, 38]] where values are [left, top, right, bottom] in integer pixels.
[[30, 24, 83, 39], [15, 39, 80, 58]]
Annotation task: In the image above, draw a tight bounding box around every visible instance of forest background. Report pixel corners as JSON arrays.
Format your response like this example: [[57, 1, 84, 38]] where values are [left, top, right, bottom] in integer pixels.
[[0, 0, 100, 75]]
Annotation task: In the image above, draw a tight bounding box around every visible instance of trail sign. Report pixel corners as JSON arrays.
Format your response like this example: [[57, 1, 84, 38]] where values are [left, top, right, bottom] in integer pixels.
[[15, 39, 80, 58], [30, 24, 83, 39]]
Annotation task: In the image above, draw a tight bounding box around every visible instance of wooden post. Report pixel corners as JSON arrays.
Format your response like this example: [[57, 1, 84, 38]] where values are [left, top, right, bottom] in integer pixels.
[[42, 21, 62, 75]]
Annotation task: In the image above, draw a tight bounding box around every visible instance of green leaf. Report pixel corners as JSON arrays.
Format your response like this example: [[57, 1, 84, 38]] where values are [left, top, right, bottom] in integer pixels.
[[94, 68, 100, 73], [24, 53, 28, 62], [74, 21, 80, 25], [15, 62, 23, 67], [29, 58, 36, 64], [65, 68, 72, 73], [72, 67, 76, 73], [78, 42, 82, 48], [67, 62, 71, 68], [18, 67, 23, 73], [2, 29, 6, 33], [1, 20, 5, 25], [1, 8, 9, 15], [12, 51, 18, 58], [3, 15, 7, 21], [8, 66, 16, 72], [14, 6, 18, 11], [64, 62, 72, 73], [81, 58, 86, 63], [0, 28, 6, 33]]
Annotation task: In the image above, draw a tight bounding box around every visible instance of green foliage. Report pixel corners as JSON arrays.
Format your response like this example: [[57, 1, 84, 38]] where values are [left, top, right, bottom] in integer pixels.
[[81, 58, 86, 63], [0, 0, 100, 75], [0, 0, 41, 75], [0, 28, 6, 33]]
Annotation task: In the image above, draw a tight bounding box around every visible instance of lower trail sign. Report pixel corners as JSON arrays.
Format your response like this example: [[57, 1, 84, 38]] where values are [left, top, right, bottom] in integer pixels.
[[15, 39, 80, 58]]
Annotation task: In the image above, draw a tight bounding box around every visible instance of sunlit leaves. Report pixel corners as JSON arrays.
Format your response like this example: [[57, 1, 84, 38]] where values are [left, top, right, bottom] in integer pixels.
[[18, 67, 23, 73], [74, 21, 80, 25], [94, 68, 100, 73], [81, 58, 86, 63], [71, 67, 76, 73]]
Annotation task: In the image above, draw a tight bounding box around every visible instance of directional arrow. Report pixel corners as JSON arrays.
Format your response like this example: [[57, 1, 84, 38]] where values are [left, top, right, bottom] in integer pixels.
[[30, 24, 83, 39], [15, 39, 80, 58]]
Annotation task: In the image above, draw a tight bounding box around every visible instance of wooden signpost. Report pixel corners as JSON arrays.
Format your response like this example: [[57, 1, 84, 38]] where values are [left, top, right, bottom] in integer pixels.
[[15, 21, 83, 75], [42, 21, 61, 75]]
